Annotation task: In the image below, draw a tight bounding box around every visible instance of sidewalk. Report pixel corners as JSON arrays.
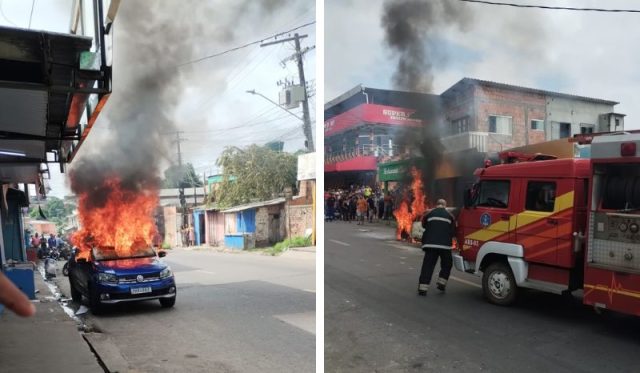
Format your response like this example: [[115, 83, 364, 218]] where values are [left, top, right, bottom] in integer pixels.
[[177, 244, 317, 254], [0, 270, 103, 373]]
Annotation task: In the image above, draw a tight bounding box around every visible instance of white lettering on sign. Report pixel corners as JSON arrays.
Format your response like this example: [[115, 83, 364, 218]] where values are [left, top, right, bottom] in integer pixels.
[[383, 167, 400, 175], [383, 109, 411, 118], [382, 109, 422, 123], [464, 238, 480, 248], [324, 119, 335, 132]]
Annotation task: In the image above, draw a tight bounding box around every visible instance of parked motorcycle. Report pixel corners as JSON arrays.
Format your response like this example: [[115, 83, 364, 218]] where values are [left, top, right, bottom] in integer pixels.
[[59, 243, 72, 260], [48, 246, 61, 261]]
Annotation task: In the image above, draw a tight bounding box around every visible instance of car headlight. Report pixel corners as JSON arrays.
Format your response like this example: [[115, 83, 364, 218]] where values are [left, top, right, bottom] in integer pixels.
[[160, 267, 173, 279], [97, 272, 118, 284]]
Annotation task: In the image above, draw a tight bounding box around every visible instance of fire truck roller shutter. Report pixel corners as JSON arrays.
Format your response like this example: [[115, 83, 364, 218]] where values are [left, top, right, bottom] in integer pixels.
[[603, 175, 626, 210], [632, 176, 640, 208]]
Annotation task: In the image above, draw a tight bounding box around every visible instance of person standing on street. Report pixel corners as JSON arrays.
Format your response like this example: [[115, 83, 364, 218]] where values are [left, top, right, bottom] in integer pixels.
[[418, 199, 456, 296], [48, 234, 57, 249], [356, 195, 368, 225]]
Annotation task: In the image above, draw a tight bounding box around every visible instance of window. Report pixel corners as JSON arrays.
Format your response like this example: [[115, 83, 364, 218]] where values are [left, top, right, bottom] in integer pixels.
[[489, 115, 512, 135], [475, 180, 510, 208], [450, 117, 470, 135], [531, 120, 544, 131], [615, 118, 621, 129], [559, 122, 571, 138], [525, 181, 556, 212], [580, 123, 594, 134]]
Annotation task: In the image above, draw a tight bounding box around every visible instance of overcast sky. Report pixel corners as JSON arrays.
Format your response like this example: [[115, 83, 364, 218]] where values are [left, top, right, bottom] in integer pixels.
[[0, 0, 315, 197], [326, 0, 640, 128]]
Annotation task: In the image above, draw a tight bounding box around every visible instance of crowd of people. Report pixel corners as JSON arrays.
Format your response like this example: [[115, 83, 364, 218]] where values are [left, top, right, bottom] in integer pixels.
[[27, 232, 64, 251], [324, 184, 397, 225]]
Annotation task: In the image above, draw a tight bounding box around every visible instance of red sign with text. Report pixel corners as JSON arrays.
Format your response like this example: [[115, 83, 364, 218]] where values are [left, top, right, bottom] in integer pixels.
[[324, 104, 424, 137]]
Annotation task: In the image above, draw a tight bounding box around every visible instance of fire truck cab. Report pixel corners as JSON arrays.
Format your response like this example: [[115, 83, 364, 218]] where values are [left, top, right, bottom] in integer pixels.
[[454, 132, 640, 316]]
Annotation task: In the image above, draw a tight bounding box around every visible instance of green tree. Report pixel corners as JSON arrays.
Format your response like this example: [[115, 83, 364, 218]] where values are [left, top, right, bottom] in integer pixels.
[[163, 163, 203, 188], [29, 196, 74, 228], [215, 145, 297, 208]]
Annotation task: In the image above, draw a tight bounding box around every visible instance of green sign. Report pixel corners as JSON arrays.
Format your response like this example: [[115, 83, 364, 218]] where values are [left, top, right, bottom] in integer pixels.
[[378, 159, 411, 182]]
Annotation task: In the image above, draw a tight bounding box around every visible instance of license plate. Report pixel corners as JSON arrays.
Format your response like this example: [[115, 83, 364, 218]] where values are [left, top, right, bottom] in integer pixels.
[[130, 286, 152, 295]]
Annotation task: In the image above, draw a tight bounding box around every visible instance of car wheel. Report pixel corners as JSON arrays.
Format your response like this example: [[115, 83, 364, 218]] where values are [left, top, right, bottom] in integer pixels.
[[89, 284, 104, 315], [62, 263, 69, 277], [159, 296, 176, 308], [69, 276, 82, 303], [482, 261, 517, 306]]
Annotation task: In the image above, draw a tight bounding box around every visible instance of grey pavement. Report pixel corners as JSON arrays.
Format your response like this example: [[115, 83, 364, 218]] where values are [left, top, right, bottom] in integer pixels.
[[53, 248, 315, 373], [0, 268, 103, 373], [325, 221, 640, 373]]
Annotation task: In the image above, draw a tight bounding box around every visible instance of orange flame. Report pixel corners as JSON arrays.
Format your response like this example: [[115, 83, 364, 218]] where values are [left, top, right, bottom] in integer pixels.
[[393, 167, 428, 241], [71, 177, 159, 261]]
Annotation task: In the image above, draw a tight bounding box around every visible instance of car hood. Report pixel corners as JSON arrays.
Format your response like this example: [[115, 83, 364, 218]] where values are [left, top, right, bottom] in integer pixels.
[[94, 257, 167, 275]]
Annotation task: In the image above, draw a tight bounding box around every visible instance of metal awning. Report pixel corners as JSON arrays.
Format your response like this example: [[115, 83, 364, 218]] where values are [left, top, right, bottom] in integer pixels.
[[0, 24, 111, 185]]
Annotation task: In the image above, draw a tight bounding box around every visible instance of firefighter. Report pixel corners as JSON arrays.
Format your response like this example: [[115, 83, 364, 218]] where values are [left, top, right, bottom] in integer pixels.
[[418, 199, 456, 296]]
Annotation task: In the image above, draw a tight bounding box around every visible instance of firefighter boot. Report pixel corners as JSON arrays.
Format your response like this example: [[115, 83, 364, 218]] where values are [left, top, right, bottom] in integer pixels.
[[436, 277, 447, 292], [417, 283, 428, 296]]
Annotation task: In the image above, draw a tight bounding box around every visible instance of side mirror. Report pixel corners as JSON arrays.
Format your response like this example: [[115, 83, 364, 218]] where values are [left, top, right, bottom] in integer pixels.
[[158, 250, 167, 258]]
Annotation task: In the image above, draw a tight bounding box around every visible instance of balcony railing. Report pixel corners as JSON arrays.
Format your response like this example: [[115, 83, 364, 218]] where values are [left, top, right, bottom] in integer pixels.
[[325, 144, 399, 164], [440, 132, 489, 153]]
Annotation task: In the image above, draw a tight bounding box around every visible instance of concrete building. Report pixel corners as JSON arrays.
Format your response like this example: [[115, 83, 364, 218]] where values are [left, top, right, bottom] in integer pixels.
[[325, 78, 625, 191], [324, 86, 439, 188], [440, 78, 624, 153]]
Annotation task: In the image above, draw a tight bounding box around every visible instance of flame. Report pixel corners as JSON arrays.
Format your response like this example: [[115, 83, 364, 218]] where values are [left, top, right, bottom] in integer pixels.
[[393, 167, 428, 241], [71, 177, 159, 261]]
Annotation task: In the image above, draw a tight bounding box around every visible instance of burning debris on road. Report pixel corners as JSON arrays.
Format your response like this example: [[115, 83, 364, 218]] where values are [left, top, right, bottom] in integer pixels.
[[393, 166, 427, 241]]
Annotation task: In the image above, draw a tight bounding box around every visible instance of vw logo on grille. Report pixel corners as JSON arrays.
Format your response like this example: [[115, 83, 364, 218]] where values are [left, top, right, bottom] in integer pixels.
[[136, 275, 144, 283]]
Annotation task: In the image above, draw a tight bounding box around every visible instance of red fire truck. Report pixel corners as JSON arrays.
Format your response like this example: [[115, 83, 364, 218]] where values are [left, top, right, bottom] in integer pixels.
[[453, 132, 640, 316]]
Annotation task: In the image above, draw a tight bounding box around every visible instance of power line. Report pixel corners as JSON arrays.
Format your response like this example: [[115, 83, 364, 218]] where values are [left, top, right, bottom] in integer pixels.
[[456, 0, 640, 12], [28, 0, 35, 28], [0, 0, 17, 26], [177, 21, 316, 67]]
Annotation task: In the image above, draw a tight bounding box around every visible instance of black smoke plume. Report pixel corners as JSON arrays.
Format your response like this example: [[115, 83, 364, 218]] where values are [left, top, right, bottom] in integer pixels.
[[380, 0, 470, 204], [381, 0, 471, 93], [69, 0, 289, 208]]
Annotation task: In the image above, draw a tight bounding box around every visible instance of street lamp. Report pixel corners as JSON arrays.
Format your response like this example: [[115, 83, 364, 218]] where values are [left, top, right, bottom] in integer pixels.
[[246, 89, 314, 151], [246, 89, 304, 122]]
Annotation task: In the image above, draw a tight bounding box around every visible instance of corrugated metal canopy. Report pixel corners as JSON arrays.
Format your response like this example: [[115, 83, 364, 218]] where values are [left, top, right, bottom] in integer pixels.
[[222, 198, 286, 213]]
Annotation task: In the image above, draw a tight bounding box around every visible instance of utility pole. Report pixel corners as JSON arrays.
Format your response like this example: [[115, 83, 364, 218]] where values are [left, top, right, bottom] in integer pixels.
[[260, 33, 315, 152], [170, 130, 188, 235], [174, 130, 185, 166]]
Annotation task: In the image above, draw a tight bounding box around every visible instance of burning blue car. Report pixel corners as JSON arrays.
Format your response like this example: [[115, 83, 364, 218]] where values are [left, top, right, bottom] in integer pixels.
[[68, 243, 176, 314]]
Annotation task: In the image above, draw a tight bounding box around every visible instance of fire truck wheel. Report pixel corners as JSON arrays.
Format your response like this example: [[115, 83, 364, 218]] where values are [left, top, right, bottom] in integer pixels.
[[482, 261, 517, 306]]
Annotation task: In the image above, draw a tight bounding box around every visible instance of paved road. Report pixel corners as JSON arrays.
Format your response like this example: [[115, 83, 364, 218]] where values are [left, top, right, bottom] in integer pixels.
[[54, 248, 315, 373], [325, 221, 640, 373]]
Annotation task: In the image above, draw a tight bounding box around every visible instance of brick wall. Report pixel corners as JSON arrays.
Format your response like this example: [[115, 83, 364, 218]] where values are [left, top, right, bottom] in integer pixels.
[[255, 207, 269, 245], [473, 85, 547, 151], [442, 84, 476, 132], [286, 204, 313, 238]]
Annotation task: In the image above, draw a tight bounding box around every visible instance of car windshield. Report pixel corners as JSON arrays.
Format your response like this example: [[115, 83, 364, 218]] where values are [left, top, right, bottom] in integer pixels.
[[92, 240, 156, 261]]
